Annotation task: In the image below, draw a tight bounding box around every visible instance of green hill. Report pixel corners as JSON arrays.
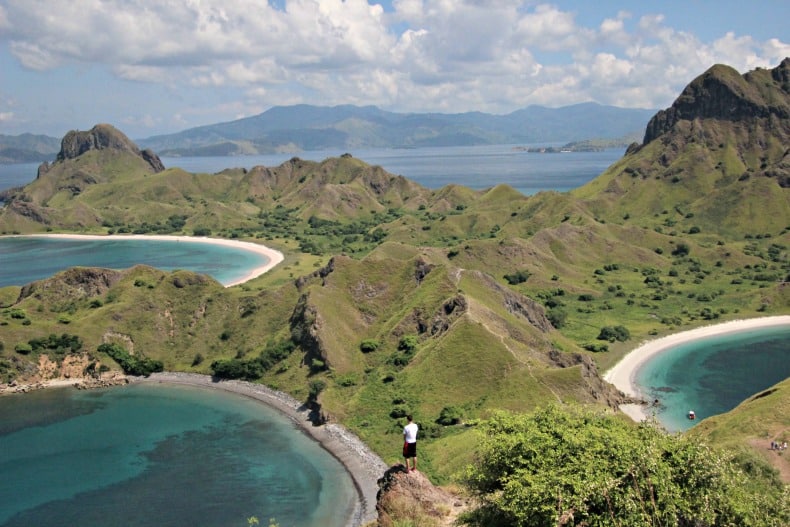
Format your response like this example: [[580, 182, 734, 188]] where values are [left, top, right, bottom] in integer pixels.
[[1, 59, 789, 492]]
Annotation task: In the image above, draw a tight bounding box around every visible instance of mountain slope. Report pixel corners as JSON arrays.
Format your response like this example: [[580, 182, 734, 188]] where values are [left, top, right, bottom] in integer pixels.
[[573, 59, 790, 237]]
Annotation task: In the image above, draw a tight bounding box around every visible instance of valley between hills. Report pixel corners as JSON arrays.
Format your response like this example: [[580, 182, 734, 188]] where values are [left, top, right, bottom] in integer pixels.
[[1, 58, 789, 525]]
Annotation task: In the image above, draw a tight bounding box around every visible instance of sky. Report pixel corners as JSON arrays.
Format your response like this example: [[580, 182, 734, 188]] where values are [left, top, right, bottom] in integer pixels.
[[0, 0, 788, 139]]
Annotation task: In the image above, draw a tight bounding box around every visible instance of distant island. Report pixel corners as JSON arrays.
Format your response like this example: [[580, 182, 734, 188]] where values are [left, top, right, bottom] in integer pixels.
[[516, 133, 642, 153]]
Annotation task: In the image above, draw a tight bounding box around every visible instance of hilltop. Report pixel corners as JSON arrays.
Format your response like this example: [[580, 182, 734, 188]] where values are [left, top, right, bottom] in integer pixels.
[[574, 58, 790, 236], [0, 59, 789, 520]]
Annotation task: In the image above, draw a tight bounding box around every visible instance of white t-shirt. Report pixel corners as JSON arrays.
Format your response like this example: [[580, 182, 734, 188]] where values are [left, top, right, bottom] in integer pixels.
[[404, 422, 418, 443]]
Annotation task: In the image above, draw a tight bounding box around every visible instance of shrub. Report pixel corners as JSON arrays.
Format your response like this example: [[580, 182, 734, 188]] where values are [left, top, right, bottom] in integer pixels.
[[437, 406, 463, 426], [359, 339, 380, 353], [503, 270, 531, 285], [546, 308, 567, 329], [398, 335, 418, 353], [308, 379, 327, 400], [597, 325, 630, 342], [98, 343, 163, 376], [15, 342, 33, 355], [460, 405, 787, 527], [672, 242, 690, 256]]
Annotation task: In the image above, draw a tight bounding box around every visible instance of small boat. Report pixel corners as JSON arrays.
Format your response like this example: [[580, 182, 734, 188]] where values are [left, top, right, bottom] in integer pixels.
[[688, 410, 696, 420]]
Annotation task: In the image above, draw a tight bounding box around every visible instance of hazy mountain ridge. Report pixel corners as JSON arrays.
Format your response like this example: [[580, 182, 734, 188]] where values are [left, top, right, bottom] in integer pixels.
[[137, 102, 656, 155], [0, 133, 60, 163]]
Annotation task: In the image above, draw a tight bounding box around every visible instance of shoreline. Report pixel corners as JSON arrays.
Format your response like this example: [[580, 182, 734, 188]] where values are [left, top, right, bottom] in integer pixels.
[[133, 372, 388, 527], [604, 316, 790, 423], [5, 233, 285, 287]]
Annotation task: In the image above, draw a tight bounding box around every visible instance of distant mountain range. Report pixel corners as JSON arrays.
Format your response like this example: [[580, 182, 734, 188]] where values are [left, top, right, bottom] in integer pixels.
[[137, 102, 656, 156], [0, 133, 61, 163], [0, 103, 656, 162]]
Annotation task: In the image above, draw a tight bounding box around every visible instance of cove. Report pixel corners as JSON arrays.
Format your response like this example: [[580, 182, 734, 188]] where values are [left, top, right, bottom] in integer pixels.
[[0, 383, 357, 527], [634, 325, 790, 432], [0, 236, 275, 288]]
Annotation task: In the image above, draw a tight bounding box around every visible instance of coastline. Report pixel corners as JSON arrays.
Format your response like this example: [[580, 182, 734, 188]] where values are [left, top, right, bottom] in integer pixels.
[[604, 316, 790, 423], [133, 372, 388, 527], [7, 233, 285, 287]]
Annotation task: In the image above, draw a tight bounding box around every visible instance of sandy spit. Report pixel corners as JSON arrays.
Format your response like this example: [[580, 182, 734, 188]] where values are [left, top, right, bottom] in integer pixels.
[[604, 316, 790, 423], [8, 234, 284, 287], [134, 372, 388, 527]]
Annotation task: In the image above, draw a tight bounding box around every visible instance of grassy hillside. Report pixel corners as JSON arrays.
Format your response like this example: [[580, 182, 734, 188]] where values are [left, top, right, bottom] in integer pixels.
[[1, 61, 789, 488]]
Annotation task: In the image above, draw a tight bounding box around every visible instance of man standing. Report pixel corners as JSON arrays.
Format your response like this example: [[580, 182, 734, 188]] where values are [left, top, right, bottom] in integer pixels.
[[403, 414, 418, 472]]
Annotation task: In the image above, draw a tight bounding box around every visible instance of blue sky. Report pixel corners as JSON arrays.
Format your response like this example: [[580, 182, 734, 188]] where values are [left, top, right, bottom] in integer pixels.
[[0, 0, 787, 139]]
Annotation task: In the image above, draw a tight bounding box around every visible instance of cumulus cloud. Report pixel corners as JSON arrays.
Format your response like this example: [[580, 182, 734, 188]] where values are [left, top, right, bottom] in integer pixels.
[[1, 0, 787, 127]]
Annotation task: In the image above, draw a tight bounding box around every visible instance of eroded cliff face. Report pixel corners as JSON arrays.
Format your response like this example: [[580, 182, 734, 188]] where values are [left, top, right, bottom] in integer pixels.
[[642, 58, 790, 146], [56, 123, 165, 173]]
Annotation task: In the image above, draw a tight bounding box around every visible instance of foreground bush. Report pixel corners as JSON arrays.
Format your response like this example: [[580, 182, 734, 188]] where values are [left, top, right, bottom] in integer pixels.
[[461, 405, 787, 527]]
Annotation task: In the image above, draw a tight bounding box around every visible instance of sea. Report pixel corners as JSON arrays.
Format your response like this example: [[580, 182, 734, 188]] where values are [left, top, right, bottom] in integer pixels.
[[0, 143, 625, 196], [0, 383, 356, 527], [634, 325, 790, 433], [1, 145, 788, 523], [0, 236, 269, 288]]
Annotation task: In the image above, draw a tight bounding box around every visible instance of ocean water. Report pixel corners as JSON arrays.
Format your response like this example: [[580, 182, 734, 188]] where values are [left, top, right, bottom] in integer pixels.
[[0, 383, 356, 527], [0, 236, 269, 288], [0, 144, 624, 196], [635, 325, 790, 432]]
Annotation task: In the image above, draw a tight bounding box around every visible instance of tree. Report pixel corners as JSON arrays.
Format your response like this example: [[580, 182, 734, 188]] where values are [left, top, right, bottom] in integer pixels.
[[460, 405, 786, 527], [597, 325, 630, 342]]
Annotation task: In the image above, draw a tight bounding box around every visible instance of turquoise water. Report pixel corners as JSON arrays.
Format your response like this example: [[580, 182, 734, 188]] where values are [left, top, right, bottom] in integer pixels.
[[0, 383, 357, 527], [634, 325, 790, 432], [0, 237, 269, 288]]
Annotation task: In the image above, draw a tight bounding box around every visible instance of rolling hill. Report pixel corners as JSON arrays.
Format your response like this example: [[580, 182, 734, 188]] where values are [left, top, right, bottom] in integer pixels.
[[0, 59, 789, 491]]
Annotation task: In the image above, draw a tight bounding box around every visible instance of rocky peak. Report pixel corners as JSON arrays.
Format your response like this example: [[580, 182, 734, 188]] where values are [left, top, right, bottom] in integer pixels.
[[56, 124, 165, 173], [643, 58, 790, 144]]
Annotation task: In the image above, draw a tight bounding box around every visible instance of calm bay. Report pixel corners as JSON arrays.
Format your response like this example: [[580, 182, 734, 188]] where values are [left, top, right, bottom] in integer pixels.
[[0, 383, 356, 527]]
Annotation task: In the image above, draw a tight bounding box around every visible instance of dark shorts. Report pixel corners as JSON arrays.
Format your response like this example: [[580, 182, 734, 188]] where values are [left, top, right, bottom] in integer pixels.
[[403, 441, 417, 458]]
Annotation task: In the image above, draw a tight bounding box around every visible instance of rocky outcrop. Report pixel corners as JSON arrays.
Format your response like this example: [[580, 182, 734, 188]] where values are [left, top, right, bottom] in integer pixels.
[[56, 123, 165, 173], [18, 267, 124, 303], [643, 58, 790, 144], [376, 465, 471, 527]]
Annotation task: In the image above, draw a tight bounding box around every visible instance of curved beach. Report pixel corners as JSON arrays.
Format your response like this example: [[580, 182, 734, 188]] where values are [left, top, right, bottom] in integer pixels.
[[11, 234, 285, 286], [604, 316, 790, 423], [134, 372, 387, 527]]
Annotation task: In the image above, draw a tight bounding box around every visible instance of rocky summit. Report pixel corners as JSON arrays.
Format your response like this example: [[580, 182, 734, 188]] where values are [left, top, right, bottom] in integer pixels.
[[642, 58, 790, 150], [57, 123, 165, 173]]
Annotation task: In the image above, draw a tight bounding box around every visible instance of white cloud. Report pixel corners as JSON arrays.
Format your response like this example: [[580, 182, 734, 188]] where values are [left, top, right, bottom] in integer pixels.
[[0, 0, 787, 135], [0, 112, 14, 123]]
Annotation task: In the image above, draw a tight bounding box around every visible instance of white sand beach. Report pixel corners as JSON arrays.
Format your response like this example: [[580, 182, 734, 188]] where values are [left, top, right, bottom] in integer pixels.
[[12, 233, 284, 287], [134, 372, 388, 527], [604, 316, 790, 423]]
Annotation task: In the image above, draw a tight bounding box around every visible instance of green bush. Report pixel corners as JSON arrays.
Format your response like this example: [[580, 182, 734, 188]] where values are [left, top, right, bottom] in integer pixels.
[[98, 343, 163, 376], [359, 339, 380, 353], [437, 406, 463, 426], [545, 308, 567, 329], [503, 270, 531, 285], [14, 342, 33, 355], [460, 405, 787, 527], [597, 325, 630, 342]]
